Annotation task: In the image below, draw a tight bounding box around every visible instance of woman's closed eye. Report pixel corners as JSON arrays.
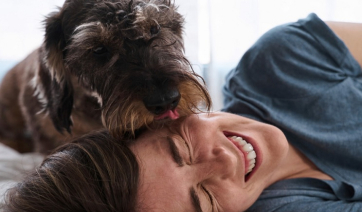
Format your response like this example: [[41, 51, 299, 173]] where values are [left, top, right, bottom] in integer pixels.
[[166, 136, 193, 166], [201, 185, 216, 212], [184, 139, 193, 165]]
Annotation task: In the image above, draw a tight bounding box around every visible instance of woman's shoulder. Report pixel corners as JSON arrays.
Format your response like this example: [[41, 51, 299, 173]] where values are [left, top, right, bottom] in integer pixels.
[[224, 13, 361, 100], [247, 178, 362, 212]]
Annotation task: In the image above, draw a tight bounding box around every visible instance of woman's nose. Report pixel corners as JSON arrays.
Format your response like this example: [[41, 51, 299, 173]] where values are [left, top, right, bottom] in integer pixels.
[[205, 145, 237, 180]]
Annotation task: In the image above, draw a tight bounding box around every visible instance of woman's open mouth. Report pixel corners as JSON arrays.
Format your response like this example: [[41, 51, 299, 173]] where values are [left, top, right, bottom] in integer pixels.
[[229, 136, 256, 174], [225, 133, 258, 181]]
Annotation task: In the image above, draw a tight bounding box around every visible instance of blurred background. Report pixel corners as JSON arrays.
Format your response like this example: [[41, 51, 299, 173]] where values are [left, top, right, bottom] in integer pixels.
[[1, 0, 362, 110]]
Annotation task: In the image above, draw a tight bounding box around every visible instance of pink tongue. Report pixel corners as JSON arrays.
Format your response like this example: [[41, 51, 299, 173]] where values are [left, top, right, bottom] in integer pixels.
[[155, 109, 180, 120]]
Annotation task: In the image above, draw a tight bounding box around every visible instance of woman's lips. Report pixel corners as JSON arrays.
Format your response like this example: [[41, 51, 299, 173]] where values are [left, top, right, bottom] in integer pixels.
[[224, 132, 261, 182]]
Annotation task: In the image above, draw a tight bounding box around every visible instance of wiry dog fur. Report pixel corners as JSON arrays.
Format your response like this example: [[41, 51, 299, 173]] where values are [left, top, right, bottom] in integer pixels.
[[0, 0, 211, 154]]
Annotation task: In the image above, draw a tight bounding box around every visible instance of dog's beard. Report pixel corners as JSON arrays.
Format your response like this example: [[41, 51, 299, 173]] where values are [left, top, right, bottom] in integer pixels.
[[102, 78, 211, 139]]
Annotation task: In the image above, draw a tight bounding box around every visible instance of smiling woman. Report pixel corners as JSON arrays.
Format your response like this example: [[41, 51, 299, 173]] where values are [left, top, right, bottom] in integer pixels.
[[130, 112, 290, 211], [3, 13, 362, 212]]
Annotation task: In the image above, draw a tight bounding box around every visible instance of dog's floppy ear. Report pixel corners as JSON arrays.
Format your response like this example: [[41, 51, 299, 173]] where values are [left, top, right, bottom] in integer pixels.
[[43, 8, 74, 134], [44, 9, 66, 82], [47, 77, 74, 134]]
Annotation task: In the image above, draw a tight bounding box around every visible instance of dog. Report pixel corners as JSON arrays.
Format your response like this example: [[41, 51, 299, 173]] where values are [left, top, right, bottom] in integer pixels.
[[0, 0, 211, 154]]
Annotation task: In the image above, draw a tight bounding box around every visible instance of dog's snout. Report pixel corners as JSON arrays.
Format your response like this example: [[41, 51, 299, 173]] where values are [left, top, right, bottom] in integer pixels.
[[143, 88, 181, 115]]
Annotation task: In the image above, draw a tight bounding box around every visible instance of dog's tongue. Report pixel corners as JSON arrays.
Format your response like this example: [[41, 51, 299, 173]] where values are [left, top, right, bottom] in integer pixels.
[[155, 109, 180, 120]]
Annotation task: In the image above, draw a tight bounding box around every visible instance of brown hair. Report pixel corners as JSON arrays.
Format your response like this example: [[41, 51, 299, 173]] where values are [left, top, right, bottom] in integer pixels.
[[2, 130, 139, 212]]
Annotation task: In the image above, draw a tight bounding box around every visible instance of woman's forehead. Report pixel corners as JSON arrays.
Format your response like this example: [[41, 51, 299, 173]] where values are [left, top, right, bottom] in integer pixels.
[[136, 114, 194, 140], [130, 126, 197, 211]]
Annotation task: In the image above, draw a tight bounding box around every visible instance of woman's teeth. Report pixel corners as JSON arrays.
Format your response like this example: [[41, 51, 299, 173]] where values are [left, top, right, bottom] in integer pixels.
[[230, 136, 256, 174]]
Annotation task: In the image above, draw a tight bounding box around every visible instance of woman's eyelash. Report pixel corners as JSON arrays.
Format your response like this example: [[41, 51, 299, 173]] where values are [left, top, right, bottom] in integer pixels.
[[201, 185, 215, 210], [184, 140, 193, 164]]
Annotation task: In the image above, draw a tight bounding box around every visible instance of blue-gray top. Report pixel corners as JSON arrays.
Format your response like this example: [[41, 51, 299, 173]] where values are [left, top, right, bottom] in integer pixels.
[[223, 13, 362, 211]]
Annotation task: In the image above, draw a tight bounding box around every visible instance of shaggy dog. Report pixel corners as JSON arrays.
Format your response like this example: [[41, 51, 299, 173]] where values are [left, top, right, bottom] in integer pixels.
[[0, 0, 211, 153]]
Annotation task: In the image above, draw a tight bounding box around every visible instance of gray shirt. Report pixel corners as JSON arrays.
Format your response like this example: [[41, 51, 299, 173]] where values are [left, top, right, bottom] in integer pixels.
[[222, 13, 362, 211]]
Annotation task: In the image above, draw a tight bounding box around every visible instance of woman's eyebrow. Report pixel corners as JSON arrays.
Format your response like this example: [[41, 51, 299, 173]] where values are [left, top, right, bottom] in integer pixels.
[[166, 136, 184, 167], [167, 137, 203, 212]]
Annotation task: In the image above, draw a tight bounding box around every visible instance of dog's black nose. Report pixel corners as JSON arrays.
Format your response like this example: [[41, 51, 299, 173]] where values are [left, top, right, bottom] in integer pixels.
[[143, 88, 181, 115]]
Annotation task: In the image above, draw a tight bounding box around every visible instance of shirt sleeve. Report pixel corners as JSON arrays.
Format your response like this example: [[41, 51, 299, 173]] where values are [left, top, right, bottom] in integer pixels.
[[223, 13, 362, 211], [222, 13, 361, 118], [247, 179, 362, 212], [222, 13, 362, 184], [249, 198, 362, 212]]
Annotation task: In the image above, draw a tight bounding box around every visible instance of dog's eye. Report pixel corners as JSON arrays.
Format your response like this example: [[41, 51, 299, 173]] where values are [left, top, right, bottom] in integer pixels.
[[116, 10, 128, 21], [150, 25, 160, 36], [93, 46, 108, 55]]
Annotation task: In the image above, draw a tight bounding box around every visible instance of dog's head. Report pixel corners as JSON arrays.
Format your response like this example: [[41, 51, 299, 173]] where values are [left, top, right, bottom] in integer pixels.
[[40, 0, 211, 138]]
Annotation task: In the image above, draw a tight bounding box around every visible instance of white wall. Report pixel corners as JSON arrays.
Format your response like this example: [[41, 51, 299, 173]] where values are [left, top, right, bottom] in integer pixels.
[[0, 0, 65, 61], [0, 0, 65, 80], [206, 0, 362, 110]]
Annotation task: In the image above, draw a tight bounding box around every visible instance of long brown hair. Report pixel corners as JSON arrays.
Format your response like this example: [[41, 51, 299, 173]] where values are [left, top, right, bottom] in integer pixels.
[[2, 130, 139, 212]]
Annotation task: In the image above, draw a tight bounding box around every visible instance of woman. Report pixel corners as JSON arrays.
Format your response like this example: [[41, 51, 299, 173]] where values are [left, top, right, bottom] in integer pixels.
[[135, 13, 362, 211], [3, 13, 362, 211]]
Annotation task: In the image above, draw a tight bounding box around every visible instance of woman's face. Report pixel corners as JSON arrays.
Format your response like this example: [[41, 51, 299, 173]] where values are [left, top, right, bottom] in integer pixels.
[[130, 112, 289, 212]]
